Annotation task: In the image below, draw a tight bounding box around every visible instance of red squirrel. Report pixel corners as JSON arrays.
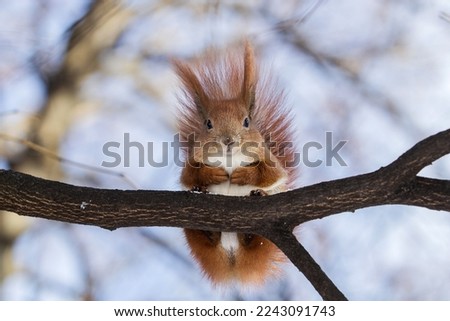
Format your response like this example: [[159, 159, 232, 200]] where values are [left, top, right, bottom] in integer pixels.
[[174, 42, 298, 285]]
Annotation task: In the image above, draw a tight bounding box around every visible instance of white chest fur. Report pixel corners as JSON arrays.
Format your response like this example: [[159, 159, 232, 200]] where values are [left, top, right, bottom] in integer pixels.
[[206, 151, 257, 196], [204, 151, 287, 257], [205, 151, 287, 196]]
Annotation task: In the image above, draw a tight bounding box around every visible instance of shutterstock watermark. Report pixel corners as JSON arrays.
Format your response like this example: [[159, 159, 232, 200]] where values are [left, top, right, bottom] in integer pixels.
[[101, 132, 348, 168]]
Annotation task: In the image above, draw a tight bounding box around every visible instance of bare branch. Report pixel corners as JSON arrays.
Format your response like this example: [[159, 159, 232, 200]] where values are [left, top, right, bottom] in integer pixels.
[[269, 232, 347, 301], [0, 128, 449, 300], [14, 0, 134, 181]]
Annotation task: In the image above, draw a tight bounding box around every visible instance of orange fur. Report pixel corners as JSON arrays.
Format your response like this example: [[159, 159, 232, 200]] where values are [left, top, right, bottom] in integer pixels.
[[181, 162, 229, 188], [174, 41, 298, 285], [174, 43, 297, 186], [185, 229, 285, 284]]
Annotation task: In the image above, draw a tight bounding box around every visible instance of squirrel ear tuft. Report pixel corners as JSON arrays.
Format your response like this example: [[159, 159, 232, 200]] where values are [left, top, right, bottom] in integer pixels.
[[242, 41, 256, 117], [173, 59, 209, 119]]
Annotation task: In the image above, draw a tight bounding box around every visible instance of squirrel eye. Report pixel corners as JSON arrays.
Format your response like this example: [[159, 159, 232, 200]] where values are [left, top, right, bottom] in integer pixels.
[[243, 117, 250, 128], [205, 119, 213, 130]]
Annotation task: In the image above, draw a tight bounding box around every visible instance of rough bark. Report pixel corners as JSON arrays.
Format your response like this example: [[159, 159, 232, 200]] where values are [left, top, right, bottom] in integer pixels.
[[0, 128, 449, 300]]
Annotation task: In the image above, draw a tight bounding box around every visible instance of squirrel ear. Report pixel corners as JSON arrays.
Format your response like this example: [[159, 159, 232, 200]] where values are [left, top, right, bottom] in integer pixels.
[[242, 41, 256, 117], [173, 59, 209, 119]]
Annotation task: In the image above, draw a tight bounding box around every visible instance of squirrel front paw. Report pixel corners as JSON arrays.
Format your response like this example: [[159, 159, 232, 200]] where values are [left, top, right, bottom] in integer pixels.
[[230, 166, 259, 186], [199, 165, 229, 185], [250, 189, 268, 196], [231, 162, 283, 187], [191, 185, 209, 193]]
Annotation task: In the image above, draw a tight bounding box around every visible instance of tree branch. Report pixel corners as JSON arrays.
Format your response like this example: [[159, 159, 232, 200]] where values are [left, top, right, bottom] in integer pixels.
[[0, 128, 449, 300], [269, 232, 347, 301]]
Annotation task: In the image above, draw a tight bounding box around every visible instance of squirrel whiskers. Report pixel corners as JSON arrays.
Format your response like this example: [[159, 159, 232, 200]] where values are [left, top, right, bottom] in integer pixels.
[[174, 42, 298, 285]]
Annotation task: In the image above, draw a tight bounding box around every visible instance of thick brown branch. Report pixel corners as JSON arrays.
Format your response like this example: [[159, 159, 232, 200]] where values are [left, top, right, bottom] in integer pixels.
[[1, 170, 448, 232], [391, 176, 450, 210], [0, 128, 449, 300]]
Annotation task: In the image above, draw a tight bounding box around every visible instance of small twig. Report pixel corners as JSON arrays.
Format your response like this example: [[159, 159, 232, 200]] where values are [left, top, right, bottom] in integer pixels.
[[440, 12, 450, 24], [0, 133, 138, 189]]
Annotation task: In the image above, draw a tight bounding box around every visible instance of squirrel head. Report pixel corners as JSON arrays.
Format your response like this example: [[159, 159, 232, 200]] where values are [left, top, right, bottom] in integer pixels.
[[174, 43, 265, 163]]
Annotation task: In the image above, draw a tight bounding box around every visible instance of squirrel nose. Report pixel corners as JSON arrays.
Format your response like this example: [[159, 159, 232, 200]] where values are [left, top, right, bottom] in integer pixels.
[[222, 137, 235, 147]]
